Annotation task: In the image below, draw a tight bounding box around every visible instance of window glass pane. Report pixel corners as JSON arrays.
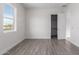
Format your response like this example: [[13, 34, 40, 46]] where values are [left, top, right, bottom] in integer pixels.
[[3, 18, 13, 25], [4, 4, 14, 17], [3, 18, 14, 30]]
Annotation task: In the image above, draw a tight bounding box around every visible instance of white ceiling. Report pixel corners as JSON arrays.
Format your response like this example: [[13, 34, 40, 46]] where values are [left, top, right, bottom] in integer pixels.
[[23, 3, 68, 9]]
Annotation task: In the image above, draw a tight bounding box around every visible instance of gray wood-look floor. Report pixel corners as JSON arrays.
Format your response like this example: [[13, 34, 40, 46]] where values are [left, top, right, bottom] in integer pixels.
[[4, 39, 79, 55]]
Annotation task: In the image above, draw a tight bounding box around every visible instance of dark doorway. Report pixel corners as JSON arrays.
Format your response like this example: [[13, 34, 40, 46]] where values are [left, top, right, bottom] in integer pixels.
[[51, 15, 57, 39]]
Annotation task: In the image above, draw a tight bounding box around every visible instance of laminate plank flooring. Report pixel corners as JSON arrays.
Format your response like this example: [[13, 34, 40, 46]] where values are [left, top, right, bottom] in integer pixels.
[[4, 39, 79, 55]]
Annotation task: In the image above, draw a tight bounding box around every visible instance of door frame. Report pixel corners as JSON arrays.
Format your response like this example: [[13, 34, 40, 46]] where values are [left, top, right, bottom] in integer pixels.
[[51, 14, 58, 39]]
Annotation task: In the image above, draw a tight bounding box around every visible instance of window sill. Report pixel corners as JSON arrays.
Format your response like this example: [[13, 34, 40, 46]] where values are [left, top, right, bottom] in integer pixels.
[[3, 30, 16, 33]]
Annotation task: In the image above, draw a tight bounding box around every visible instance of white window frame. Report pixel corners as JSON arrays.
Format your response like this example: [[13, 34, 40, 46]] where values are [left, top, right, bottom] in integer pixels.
[[3, 3, 16, 33]]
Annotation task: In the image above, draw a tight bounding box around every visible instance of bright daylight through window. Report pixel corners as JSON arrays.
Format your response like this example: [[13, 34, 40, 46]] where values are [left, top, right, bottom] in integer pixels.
[[3, 4, 16, 32]]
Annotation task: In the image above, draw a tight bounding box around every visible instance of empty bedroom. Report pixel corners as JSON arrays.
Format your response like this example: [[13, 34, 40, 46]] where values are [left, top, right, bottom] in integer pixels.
[[0, 3, 79, 55]]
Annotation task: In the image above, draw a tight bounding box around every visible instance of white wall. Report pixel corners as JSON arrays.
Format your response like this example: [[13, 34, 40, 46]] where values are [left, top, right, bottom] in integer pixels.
[[58, 13, 66, 39], [0, 3, 25, 54], [25, 8, 66, 39], [66, 3, 79, 47], [65, 7, 71, 39]]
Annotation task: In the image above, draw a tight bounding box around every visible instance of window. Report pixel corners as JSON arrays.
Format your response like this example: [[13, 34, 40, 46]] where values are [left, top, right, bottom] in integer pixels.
[[3, 4, 16, 32]]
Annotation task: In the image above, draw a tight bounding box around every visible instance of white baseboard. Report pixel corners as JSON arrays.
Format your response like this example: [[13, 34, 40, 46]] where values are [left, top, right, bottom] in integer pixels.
[[66, 39, 79, 47], [1, 39, 24, 55], [25, 37, 51, 39]]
